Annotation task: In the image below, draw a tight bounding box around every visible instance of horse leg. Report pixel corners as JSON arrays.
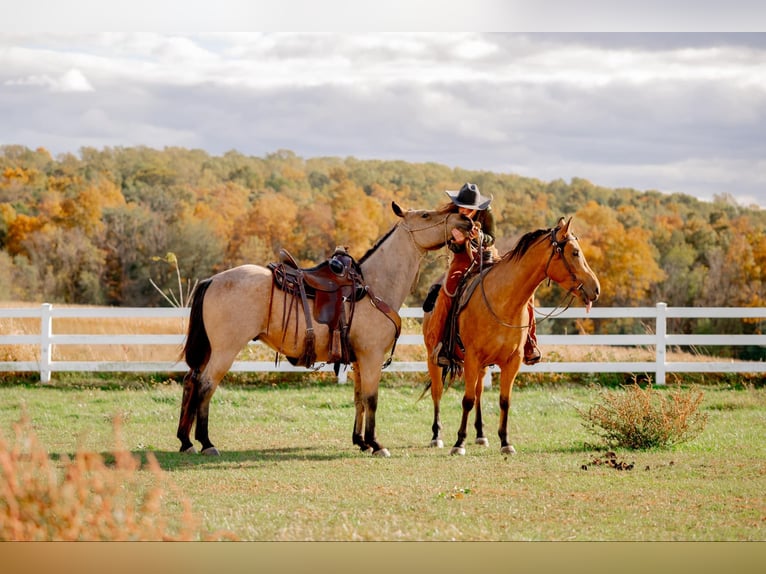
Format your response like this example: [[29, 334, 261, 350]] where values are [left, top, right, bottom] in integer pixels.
[[192, 349, 239, 455], [427, 359, 444, 448], [357, 358, 390, 457], [451, 358, 480, 456], [193, 375, 219, 455], [351, 365, 371, 452], [177, 369, 200, 453], [497, 358, 521, 455], [474, 365, 489, 446]]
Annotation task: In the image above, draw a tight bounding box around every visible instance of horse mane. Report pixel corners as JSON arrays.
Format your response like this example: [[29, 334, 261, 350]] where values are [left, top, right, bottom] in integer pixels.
[[357, 223, 399, 266], [501, 227, 551, 263]]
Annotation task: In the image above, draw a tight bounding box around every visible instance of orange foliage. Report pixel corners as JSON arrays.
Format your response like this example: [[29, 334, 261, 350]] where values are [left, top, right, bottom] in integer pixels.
[[575, 201, 666, 306], [4, 214, 47, 257]]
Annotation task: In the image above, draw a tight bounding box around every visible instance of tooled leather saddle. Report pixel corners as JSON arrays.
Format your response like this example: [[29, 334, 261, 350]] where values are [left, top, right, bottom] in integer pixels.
[[267, 247, 368, 372]]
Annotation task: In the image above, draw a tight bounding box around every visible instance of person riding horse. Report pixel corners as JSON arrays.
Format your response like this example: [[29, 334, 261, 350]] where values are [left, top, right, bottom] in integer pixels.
[[424, 182, 541, 367]]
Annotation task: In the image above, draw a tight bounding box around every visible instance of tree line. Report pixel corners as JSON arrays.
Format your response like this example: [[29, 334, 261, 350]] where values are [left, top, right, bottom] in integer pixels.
[[0, 144, 764, 349]]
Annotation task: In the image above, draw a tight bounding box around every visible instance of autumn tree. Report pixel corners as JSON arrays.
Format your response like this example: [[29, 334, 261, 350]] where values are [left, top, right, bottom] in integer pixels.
[[570, 201, 666, 308], [225, 192, 301, 266]]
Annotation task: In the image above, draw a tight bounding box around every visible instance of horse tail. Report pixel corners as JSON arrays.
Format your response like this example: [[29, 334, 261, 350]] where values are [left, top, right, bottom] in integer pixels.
[[416, 378, 432, 402], [183, 278, 213, 370]]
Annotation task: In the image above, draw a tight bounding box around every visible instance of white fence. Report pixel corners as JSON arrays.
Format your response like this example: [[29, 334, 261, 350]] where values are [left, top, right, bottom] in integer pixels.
[[0, 303, 764, 385]]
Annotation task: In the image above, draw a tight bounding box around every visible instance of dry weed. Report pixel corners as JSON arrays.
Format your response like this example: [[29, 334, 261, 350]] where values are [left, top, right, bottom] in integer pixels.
[[0, 411, 237, 541], [578, 383, 708, 449]]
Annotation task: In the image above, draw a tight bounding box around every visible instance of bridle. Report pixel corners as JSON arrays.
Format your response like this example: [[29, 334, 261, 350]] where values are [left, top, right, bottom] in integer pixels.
[[544, 226, 581, 288], [480, 224, 583, 329]]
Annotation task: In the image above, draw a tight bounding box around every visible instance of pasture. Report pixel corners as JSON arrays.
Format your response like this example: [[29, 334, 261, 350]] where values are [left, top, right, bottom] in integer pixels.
[[1, 377, 764, 541]]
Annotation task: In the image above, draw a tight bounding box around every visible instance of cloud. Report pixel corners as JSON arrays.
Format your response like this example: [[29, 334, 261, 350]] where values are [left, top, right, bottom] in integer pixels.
[[5, 68, 94, 92], [56, 69, 94, 92]]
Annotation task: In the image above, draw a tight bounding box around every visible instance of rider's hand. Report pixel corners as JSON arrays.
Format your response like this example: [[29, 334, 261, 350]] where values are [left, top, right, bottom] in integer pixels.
[[451, 227, 468, 243]]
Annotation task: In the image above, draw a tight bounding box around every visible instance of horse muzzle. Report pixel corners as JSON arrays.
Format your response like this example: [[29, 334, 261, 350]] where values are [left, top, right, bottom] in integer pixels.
[[575, 282, 600, 312]]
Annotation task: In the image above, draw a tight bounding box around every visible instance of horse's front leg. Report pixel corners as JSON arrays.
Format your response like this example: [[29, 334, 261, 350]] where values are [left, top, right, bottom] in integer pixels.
[[451, 358, 480, 456], [474, 365, 489, 447], [427, 360, 444, 448], [351, 365, 371, 452], [497, 357, 521, 455], [357, 358, 390, 457]]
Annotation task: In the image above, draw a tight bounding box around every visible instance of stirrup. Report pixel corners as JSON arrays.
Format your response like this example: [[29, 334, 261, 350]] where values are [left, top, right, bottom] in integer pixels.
[[523, 341, 542, 365], [430, 342, 443, 365], [431, 342, 451, 367]]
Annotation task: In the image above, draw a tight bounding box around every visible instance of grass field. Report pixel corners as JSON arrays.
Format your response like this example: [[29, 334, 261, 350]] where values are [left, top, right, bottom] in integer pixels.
[[1, 377, 764, 541]]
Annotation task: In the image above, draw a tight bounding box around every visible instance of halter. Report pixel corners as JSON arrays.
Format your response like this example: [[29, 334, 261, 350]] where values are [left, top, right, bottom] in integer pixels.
[[399, 211, 460, 255]]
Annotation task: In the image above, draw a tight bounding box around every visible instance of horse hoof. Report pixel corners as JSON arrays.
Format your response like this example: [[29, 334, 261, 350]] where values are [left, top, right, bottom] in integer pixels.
[[500, 445, 517, 455], [450, 446, 466, 456], [181, 445, 197, 454], [373, 448, 391, 458], [430, 439, 444, 448], [201, 447, 220, 456], [475, 437, 489, 447]]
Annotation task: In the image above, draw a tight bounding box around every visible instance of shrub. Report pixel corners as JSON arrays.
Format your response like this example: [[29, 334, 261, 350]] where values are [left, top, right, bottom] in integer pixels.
[[578, 384, 708, 450], [0, 412, 236, 541]]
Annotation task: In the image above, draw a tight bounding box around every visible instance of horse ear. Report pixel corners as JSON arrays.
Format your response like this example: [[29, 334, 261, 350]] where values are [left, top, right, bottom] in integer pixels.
[[392, 201, 405, 218], [563, 216, 573, 235]]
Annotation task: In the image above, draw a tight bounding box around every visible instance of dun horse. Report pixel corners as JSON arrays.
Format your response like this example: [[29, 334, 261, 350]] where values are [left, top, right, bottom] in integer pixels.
[[423, 217, 600, 455], [178, 202, 472, 457]]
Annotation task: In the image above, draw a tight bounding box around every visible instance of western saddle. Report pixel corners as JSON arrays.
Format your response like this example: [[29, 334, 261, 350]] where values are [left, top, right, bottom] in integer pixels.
[[268, 247, 400, 372]]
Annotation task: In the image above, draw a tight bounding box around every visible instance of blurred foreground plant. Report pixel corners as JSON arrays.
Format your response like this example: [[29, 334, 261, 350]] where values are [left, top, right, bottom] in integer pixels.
[[0, 411, 236, 541], [578, 384, 708, 450]]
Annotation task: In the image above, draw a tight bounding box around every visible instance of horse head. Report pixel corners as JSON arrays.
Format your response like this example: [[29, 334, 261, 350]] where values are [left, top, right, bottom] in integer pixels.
[[392, 201, 473, 252], [545, 217, 601, 311]]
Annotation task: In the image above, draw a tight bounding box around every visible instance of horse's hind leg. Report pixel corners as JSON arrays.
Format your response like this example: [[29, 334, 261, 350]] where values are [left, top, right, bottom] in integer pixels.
[[193, 349, 239, 455], [177, 369, 200, 453], [474, 366, 489, 447]]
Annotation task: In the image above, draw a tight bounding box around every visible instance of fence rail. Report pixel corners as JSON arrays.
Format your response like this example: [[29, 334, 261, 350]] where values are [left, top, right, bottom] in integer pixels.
[[0, 303, 764, 385]]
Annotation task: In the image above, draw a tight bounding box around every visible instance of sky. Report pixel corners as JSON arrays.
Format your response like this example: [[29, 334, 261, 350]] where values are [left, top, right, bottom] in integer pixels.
[[2, 5, 765, 208]]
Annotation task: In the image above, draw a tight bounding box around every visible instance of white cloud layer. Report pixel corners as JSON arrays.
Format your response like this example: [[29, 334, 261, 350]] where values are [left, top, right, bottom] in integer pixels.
[[0, 32, 764, 207]]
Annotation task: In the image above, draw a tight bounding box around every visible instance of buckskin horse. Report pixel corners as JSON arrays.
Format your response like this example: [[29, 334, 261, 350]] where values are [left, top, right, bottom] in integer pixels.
[[178, 202, 472, 457], [422, 217, 600, 455]]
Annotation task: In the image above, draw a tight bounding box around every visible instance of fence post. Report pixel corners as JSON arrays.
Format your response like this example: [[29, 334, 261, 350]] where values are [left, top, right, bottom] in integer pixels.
[[483, 369, 492, 390], [40, 303, 53, 384], [655, 302, 667, 385]]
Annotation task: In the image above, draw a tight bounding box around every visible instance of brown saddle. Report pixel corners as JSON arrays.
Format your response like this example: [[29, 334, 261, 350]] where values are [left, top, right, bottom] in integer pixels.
[[437, 257, 497, 379], [268, 247, 365, 369]]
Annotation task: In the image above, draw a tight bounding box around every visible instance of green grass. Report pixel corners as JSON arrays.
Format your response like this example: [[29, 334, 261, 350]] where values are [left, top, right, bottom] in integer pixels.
[[1, 379, 765, 541]]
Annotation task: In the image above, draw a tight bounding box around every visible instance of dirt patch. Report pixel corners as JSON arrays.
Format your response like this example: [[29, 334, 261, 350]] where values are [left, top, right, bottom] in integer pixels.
[[581, 451, 634, 471]]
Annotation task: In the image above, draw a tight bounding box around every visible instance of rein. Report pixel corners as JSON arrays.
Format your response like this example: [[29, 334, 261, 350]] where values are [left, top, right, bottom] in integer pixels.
[[399, 211, 460, 293], [478, 225, 580, 329]]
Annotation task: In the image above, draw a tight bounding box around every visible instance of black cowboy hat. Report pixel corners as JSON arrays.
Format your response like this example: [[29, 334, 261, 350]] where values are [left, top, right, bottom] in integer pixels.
[[445, 182, 492, 210]]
